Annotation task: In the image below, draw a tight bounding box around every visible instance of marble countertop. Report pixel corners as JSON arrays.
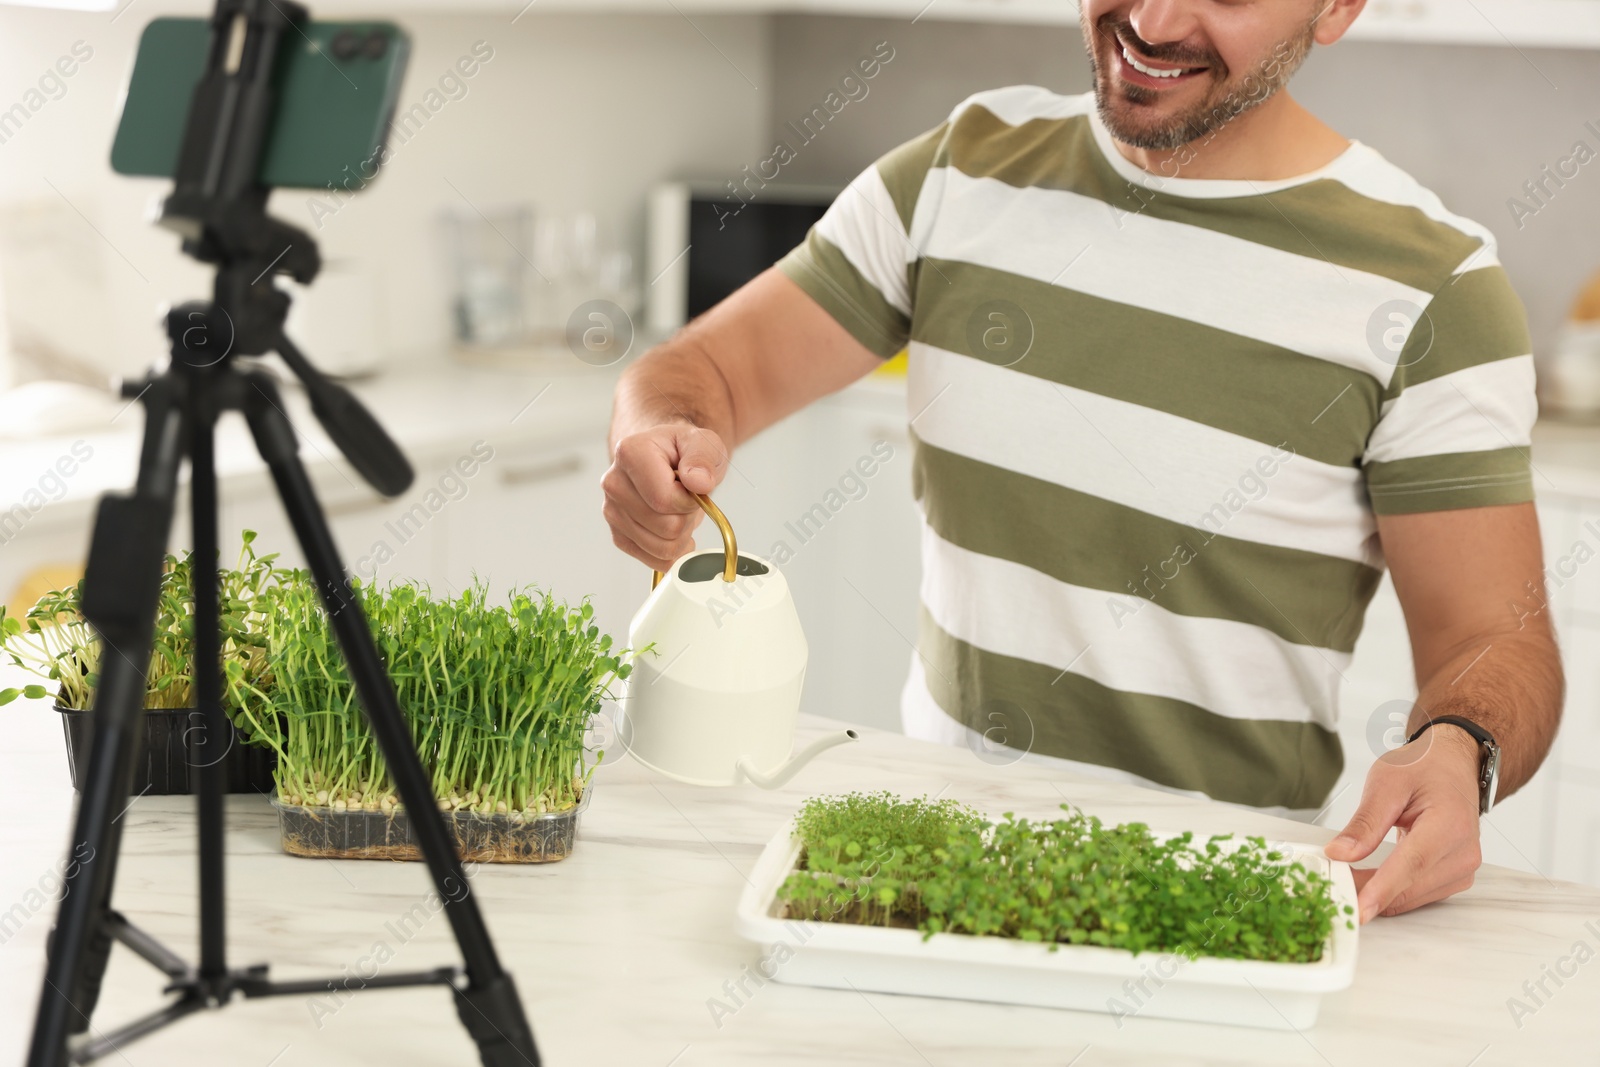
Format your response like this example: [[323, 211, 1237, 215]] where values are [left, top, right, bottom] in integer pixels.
[[3, 695, 1597, 1066]]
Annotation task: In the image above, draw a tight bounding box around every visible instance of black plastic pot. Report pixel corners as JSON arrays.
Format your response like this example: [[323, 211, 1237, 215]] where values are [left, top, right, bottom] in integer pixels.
[[57, 703, 276, 796], [272, 787, 590, 864]]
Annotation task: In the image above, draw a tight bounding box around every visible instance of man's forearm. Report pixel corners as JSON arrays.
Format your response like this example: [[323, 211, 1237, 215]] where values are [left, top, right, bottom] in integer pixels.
[[1409, 629, 1564, 800], [609, 331, 737, 458]]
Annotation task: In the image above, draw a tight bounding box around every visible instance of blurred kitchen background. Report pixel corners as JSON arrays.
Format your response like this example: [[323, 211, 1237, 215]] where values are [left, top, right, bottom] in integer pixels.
[[2, 0, 1600, 886]]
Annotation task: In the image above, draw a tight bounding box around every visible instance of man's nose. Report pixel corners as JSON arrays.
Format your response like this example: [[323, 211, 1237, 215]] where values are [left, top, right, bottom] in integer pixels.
[[1125, 0, 1205, 49]]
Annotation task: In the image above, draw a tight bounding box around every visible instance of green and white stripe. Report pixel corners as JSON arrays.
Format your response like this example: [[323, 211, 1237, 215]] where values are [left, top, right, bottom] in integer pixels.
[[780, 85, 1536, 813], [908, 343, 1377, 564]]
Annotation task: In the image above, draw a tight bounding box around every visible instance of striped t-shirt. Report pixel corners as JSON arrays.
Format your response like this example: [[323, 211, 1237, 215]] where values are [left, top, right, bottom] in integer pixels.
[[777, 86, 1536, 816]]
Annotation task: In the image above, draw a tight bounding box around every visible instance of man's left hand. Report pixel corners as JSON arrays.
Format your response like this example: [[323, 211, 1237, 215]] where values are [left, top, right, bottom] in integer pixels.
[[1324, 725, 1484, 923]]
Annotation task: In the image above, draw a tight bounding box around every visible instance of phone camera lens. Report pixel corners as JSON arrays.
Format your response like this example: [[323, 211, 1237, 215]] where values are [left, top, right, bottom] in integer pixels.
[[330, 30, 361, 60], [363, 31, 388, 60]]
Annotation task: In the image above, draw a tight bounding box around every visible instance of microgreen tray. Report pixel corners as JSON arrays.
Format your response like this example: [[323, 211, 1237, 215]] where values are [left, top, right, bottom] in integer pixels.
[[272, 786, 592, 864], [734, 819, 1359, 1031], [58, 704, 275, 796]]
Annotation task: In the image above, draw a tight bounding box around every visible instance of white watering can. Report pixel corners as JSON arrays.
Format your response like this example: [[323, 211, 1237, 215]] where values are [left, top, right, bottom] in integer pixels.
[[623, 492, 858, 787]]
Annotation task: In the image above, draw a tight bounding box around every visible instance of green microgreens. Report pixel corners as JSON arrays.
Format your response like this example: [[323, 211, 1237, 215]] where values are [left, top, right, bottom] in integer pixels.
[[0, 529, 285, 711], [777, 792, 1354, 964], [229, 576, 636, 819]]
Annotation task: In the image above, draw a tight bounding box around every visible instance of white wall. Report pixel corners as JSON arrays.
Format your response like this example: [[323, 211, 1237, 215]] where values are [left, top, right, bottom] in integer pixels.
[[0, 4, 772, 380]]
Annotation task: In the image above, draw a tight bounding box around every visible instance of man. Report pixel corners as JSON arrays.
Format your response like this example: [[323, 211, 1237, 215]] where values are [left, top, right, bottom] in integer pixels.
[[604, 0, 1563, 924]]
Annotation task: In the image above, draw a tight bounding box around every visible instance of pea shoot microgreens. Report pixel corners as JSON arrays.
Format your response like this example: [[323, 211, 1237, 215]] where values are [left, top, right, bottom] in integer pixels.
[[778, 792, 1353, 964], [1, 528, 632, 828], [0, 530, 284, 712], [230, 577, 635, 820]]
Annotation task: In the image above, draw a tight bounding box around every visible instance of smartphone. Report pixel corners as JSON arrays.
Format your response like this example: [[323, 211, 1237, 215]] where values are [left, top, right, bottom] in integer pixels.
[[111, 17, 410, 191]]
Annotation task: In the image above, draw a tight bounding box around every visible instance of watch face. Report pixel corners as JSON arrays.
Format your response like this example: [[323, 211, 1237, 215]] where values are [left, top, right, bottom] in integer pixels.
[[1481, 744, 1501, 815]]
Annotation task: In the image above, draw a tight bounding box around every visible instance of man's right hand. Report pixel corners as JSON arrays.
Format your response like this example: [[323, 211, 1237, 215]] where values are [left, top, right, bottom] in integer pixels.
[[603, 267, 884, 573], [602, 421, 730, 573]]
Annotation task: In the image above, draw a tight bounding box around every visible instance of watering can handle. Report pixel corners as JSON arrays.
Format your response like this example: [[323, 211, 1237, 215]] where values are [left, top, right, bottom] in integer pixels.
[[651, 492, 738, 588]]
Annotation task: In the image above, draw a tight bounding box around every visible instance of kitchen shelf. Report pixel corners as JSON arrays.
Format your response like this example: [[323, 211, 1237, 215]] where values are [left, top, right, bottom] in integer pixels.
[[1342, 0, 1600, 48], [305, 0, 1600, 49]]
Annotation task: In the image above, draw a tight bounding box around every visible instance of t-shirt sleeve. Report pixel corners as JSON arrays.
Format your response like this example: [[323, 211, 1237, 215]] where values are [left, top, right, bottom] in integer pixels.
[[776, 122, 947, 359], [1361, 250, 1537, 515]]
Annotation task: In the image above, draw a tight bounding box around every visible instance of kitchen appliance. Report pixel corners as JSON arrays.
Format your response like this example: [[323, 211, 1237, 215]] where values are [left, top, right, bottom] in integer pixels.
[[624, 492, 857, 787], [644, 181, 836, 339]]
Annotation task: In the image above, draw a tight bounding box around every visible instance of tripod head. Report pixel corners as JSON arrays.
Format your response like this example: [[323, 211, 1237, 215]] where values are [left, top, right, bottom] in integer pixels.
[[154, 0, 413, 497]]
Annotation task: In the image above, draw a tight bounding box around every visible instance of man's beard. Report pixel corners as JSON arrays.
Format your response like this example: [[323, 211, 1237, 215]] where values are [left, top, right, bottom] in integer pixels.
[[1082, 14, 1318, 153]]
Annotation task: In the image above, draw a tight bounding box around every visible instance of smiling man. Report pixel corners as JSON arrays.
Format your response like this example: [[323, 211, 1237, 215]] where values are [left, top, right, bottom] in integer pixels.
[[605, 0, 1563, 923]]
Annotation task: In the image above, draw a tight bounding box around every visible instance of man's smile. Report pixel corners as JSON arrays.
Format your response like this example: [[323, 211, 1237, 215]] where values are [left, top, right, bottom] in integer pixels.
[[1112, 32, 1212, 90]]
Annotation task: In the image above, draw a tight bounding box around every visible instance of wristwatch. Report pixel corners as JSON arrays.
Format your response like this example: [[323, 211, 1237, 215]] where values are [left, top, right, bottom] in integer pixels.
[[1406, 715, 1501, 815]]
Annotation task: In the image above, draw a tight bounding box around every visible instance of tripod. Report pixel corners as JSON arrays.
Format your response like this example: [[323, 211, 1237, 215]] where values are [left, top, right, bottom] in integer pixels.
[[26, 2, 538, 1064]]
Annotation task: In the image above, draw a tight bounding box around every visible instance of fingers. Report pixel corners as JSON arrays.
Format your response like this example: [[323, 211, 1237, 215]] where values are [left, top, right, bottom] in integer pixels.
[[1357, 809, 1479, 922], [1348, 865, 1475, 918], [603, 424, 729, 571], [605, 500, 699, 573], [1325, 756, 1480, 922], [674, 425, 730, 496], [609, 527, 680, 575], [1326, 721, 1486, 922], [604, 460, 701, 539], [1376, 872, 1476, 919], [611, 432, 703, 516], [1325, 771, 1410, 864]]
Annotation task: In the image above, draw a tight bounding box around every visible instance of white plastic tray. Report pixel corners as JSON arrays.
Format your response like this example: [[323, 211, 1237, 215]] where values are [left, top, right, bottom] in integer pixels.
[[735, 821, 1358, 1030]]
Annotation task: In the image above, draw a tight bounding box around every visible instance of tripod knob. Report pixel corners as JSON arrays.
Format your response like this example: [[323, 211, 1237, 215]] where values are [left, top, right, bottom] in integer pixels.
[[166, 302, 235, 370]]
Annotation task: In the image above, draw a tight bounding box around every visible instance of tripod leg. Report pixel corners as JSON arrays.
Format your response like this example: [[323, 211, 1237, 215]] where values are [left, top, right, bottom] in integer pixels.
[[28, 381, 186, 1067], [188, 374, 229, 984], [240, 372, 539, 1067]]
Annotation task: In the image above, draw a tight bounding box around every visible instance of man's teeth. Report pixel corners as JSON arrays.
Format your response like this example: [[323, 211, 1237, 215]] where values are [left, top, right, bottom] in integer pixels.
[[1122, 45, 1188, 79]]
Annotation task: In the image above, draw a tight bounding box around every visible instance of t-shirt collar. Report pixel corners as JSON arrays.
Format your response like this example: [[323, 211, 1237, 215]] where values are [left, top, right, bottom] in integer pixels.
[[1086, 102, 1364, 200]]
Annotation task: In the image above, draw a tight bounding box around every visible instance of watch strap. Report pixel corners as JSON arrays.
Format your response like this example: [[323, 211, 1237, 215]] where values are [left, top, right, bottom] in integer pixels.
[[1406, 714, 1500, 815], [1406, 714, 1494, 747]]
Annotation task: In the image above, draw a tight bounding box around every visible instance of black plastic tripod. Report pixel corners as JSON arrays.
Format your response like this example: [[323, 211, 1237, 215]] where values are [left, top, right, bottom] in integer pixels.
[[26, 2, 538, 1064]]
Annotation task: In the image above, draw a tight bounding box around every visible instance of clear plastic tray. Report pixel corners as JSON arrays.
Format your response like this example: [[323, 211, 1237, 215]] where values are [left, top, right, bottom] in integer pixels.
[[272, 786, 592, 864]]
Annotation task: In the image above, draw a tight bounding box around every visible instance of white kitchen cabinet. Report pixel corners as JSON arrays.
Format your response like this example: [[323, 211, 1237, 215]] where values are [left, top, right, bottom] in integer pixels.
[[307, 0, 1600, 47], [1553, 774, 1600, 887], [0, 512, 91, 610], [1540, 496, 1600, 886], [1556, 621, 1600, 774], [701, 375, 919, 733], [1533, 496, 1599, 884], [806, 384, 920, 733], [231, 434, 644, 646], [1540, 496, 1581, 635], [803, 382, 918, 733], [440, 437, 640, 642], [805, 0, 1600, 46], [1341, 0, 1600, 47], [222, 463, 446, 592], [1567, 500, 1600, 632]]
